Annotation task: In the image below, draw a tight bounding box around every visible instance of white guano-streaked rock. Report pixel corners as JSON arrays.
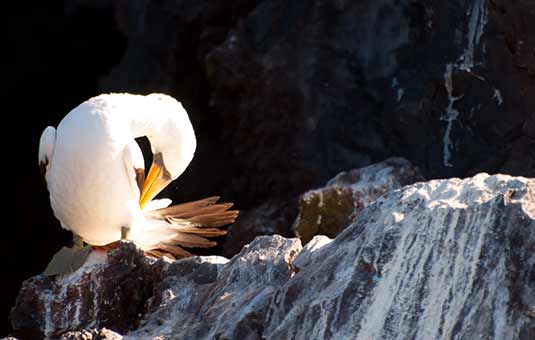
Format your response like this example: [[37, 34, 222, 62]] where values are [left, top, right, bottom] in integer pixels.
[[10, 173, 534, 340], [264, 174, 534, 339]]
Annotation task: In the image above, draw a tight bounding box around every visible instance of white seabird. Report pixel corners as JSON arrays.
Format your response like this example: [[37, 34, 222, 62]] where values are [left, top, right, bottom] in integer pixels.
[[38, 93, 237, 266]]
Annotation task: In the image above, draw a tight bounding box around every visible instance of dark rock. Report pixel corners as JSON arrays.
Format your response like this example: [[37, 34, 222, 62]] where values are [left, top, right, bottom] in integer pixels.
[[294, 157, 424, 243], [224, 158, 422, 256], [295, 186, 356, 244], [96, 0, 263, 206], [9, 243, 165, 338], [205, 0, 393, 203], [206, 0, 535, 202], [379, 0, 535, 178], [90, 0, 534, 211], [10, 174, 534, 339], [222, 198, 298, 258]]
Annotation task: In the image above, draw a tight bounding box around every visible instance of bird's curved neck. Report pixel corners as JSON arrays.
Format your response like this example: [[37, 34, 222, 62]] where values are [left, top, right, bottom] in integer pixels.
[[111, 94, 196, 180]]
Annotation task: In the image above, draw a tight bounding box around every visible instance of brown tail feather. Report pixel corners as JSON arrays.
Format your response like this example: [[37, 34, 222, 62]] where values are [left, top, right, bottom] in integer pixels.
[[145, 249, 169, 258], [154, 196, 221, 216], [169, 225, 228, 237], [171, 233, 217, 248], [188, 212, 239, 227], [159, 197, 238, 228], [161, 202, 234, 219], [146, 196, 238, 259], [146, 244, 193, 259]]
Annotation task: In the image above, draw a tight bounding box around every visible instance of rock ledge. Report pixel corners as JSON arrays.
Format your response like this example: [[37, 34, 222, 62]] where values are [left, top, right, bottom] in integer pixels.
[[9, 174, 535, 340]]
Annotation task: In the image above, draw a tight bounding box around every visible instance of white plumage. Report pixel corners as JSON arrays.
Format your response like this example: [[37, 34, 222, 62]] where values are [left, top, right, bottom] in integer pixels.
[[39, 93, 236, 258]]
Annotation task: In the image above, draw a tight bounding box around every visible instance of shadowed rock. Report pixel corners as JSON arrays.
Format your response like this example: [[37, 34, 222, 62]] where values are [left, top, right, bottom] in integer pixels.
[[294, 157, 425, 243], [222, 198, 298, 257], [92, 0, 535, 208], [9, 243, 164, 338], [225, 158, 422, 257]]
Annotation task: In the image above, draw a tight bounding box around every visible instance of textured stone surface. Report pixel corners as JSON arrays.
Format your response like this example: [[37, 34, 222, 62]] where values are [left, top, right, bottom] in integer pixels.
[[264, 174, 535, 339], [4, 328, 124, 340], [59, 328, 123, 340], [93, 0, 535, 207], [294, 157, 424, 243], [10, 174, 534, 339], [205, 0, 535, 196], [134, 236, 300, 339], [224, 158, 422, 255], [222, 198, 298, 257], [9, 244, 164, 338]]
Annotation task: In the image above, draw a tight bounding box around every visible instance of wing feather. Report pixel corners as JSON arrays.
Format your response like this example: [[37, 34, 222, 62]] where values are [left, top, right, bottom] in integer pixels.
[[38, 126, 56, 185], [123, 140, 145, 197]]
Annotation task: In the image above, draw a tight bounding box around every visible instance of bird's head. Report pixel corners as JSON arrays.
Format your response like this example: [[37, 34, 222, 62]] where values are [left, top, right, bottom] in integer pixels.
[[138, 94, 197, 208]]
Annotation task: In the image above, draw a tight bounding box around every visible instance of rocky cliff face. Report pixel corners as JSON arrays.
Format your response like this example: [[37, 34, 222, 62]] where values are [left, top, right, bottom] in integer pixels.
[[92, 0, 535, 207], [9, 174, 534, 339], [9, 0, 535, 336]]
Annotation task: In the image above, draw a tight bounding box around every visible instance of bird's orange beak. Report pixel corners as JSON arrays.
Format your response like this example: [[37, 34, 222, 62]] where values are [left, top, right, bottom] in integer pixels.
[[139, 153, 172, 209]]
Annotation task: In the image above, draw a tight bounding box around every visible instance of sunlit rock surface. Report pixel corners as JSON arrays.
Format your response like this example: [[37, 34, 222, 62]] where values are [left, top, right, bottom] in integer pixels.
[[9, 174, 534, 339], [59, 328, 123, 340], [265, 174, 534, 339]]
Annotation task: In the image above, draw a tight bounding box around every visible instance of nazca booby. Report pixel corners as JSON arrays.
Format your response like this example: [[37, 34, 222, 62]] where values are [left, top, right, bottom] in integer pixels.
[[38, 93, 237, 266]]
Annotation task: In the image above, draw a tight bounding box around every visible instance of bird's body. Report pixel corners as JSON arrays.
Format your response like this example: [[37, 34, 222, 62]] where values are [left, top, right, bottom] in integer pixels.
[[39, 93, 236, 261], [47, 96, 141, 244]]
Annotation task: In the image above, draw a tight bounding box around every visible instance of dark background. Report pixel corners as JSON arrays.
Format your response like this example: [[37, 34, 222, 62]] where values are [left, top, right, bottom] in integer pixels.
[[7, 0, 534, 336], [7, 3, 127, 336]]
